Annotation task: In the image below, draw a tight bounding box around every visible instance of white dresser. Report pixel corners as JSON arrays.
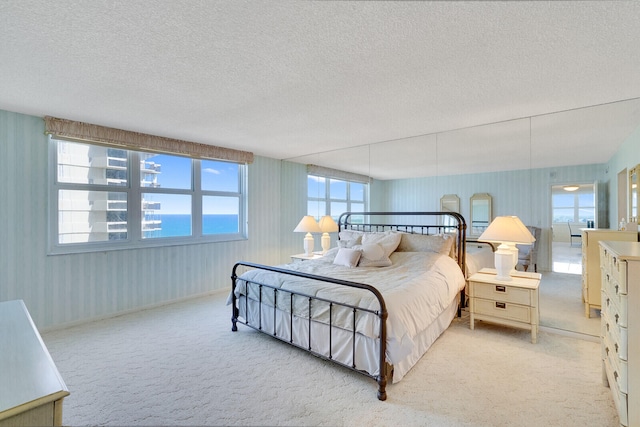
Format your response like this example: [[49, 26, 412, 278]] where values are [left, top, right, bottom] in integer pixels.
[[582, 229, 637, 318], [600, 241, 640, 427], [0, 300, 69, 426]]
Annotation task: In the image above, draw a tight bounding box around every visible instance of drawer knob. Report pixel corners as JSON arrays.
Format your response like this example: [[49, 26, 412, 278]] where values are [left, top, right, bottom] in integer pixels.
[[615, 285, 619, 295], [615, 314, 619, 324], [495, 302, 506, 309], [495, 285, 506, 293]]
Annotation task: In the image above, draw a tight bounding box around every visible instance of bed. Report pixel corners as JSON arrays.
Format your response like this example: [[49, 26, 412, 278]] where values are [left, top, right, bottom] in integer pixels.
[[230, 212, 468, 400]]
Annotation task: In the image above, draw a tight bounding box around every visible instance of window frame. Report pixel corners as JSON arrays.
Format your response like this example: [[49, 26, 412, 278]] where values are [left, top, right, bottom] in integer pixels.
[[307, 174, 368, 221], [48, 137, 248, 254]]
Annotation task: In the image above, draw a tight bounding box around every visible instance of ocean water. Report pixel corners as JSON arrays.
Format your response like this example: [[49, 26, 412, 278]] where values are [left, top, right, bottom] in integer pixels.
[[149, 214, 239, 237]]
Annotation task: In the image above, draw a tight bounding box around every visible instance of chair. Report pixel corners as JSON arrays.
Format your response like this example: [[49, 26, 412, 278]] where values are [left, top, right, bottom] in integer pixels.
[[568, 221, 581, 247], [517, 226, 541, 272]]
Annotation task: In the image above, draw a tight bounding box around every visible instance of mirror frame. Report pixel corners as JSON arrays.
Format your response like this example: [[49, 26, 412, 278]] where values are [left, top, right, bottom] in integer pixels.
[[630, 164, 639, 222], [440, 194, 460, 213], [470, 193, 492, 237]]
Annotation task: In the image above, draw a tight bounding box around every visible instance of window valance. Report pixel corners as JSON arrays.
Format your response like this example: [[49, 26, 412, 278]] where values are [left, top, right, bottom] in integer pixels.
[[44, 116, 253, 164], [307, 164, 370, 184]]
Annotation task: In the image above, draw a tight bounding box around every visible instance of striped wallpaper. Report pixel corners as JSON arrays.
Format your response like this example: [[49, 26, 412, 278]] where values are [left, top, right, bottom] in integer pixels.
[[1, 109, 639, 330]]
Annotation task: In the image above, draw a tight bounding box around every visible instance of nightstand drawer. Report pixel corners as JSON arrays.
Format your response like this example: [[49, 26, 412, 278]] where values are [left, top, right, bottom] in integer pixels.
[[472, 281, 532, 305], [474, 298, 531, 323]]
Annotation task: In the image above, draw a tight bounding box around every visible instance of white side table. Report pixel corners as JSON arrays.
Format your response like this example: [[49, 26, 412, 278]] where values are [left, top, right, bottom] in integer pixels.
[[290, 253, 323, 262], [468, 268, 541, 343]]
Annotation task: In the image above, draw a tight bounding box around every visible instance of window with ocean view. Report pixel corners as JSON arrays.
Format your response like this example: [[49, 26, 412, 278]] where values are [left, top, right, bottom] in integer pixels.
[[50, 138, 247, 253]]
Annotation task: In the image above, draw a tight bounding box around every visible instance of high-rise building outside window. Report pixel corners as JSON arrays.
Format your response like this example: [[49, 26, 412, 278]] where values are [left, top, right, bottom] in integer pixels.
[[50, 138, 247, 254]]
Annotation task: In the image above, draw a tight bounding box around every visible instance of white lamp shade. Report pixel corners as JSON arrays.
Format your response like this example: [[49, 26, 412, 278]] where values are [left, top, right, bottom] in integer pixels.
[[478, 216, 535, 245], [318, 215, 339, 233], [478, 216, 535, 281], [294, 216, 321, 233]]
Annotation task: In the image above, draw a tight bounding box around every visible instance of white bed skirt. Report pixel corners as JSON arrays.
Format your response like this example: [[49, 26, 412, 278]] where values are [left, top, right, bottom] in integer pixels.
[[236, 294, 459, 383]]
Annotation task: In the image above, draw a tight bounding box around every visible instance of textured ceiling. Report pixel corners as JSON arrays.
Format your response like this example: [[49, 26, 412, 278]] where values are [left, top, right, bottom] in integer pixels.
[[2, 1, 640, 179]]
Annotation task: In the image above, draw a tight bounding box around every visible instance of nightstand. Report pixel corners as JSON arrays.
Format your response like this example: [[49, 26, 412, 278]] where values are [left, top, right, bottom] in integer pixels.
[[468, 268, 541, 343], [290, 253, 323, 262]]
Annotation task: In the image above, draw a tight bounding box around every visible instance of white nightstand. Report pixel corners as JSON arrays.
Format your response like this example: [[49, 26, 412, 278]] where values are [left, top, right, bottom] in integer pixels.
[[468, 268, 541, 343], [290, 253, 323, 262]]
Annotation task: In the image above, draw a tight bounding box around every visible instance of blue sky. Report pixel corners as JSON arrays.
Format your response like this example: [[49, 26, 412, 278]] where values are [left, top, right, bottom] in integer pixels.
[[145, 154, 239, 215]]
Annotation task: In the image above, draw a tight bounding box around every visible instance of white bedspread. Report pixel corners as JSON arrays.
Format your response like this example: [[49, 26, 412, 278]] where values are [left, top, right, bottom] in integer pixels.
[[232, 251, 465, 364]]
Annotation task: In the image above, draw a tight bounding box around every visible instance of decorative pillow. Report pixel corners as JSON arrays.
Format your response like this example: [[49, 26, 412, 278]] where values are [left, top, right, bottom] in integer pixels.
[[322, 247, 340, 258], [361, 231, 402, 258], [338, 230, 364, 242], [333, 248, 362, 268], [338, 237, 362, 248], [354, 243, 391, 267], [396, 233, 454, 255], [337, 233, 362, 249]]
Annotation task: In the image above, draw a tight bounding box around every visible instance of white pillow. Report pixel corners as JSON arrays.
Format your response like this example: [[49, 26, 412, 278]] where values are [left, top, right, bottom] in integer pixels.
[[396, 233, 455, 255], [338, 231, 364, 248], [353, 243, 392, 267], [361, 231, 402, 258], [333, 248, 362, 268]]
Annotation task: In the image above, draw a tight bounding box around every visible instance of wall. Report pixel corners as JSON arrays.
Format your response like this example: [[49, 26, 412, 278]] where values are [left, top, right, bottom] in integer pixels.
[[2, 108, 638, 330], [0, 110, 285, 330]]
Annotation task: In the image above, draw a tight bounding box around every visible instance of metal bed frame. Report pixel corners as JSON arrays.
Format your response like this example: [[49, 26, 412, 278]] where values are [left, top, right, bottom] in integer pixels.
[[231, 211, 467, 401]]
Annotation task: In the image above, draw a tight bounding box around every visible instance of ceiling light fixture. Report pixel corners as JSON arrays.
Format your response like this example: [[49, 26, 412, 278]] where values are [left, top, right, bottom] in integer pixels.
[[563, 185, 579, 192]]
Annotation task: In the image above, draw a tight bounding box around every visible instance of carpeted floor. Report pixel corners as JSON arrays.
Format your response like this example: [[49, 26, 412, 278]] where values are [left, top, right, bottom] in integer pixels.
[[42, 290, 619, 426], [538, 271, 600, 337]]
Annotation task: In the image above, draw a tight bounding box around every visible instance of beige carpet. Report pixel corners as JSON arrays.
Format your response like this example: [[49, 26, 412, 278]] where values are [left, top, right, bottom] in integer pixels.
[[42, 291, 619, 426], [538, 271, 600, 337]]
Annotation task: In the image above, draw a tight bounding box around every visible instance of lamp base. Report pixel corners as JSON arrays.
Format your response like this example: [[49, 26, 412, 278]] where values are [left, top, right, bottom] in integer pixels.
[[303, 233, 315, 257], [321, 233, 331, 254], [494, 245, 516, 281]]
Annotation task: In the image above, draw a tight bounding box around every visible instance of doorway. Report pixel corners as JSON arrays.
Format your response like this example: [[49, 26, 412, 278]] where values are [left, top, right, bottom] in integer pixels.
[[550, 183, 596, 274]]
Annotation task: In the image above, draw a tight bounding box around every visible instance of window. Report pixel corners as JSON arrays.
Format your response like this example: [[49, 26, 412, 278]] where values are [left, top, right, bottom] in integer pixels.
[[552, 186, 595, 224], [50, 138, 247, 253], [307, 174, 368, 221]]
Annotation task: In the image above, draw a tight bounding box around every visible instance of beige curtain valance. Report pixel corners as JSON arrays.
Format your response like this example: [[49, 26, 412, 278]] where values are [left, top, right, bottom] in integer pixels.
[[307, 164, 370, 184], [44, 116, 254, 164]]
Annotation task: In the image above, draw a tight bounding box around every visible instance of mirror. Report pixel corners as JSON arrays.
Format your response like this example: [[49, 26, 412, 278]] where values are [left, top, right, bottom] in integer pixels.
[[440, 194, 460, 213], [630, 164, 639, 222], [469, 193, 492, 237], [284, 99, 640, 338]]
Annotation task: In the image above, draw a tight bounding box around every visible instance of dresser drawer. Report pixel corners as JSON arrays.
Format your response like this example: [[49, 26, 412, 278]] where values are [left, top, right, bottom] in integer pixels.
[[603, 292, 628, 328], [472, 282, 532, 305], [600, 245, 612, 272], [603, 330, 628, 394], [611, 257, 628, 294], [473, 298, 531, 323], [602, 309, 628, 361], [604, 356, 629, 427]]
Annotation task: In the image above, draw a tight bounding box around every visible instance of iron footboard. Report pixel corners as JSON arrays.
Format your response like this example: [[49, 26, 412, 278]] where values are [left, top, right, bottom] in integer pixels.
[[231, 261, 390, 401]]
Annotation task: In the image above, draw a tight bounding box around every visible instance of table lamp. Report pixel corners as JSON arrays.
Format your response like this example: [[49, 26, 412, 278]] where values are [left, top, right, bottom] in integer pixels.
[[318, 215, 339, 254], [478, 216, 536, 281], [294, 215, 321, 256]]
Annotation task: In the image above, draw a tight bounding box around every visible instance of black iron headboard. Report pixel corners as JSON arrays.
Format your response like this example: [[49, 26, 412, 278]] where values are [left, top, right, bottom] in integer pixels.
[[337, 211, 467, 277]]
